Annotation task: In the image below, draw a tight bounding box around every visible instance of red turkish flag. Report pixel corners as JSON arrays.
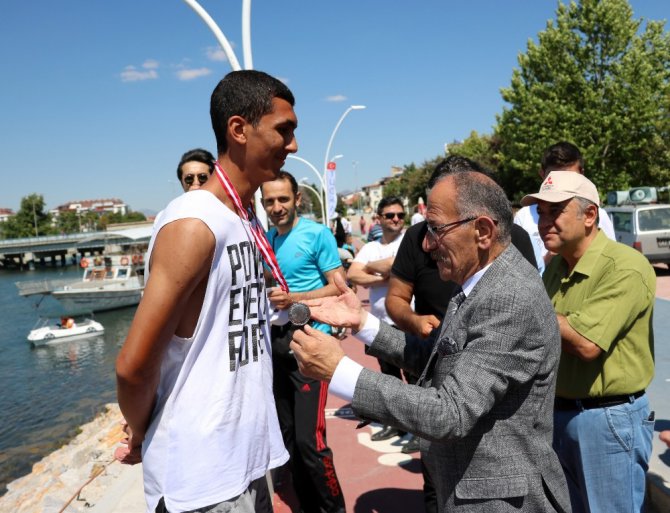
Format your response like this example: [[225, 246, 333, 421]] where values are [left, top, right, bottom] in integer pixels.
[[327, 162, 336, 170]]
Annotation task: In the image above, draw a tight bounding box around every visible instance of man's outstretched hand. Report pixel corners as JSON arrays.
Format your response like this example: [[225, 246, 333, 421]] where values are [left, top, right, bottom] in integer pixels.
[[303, 273, 367, 330]]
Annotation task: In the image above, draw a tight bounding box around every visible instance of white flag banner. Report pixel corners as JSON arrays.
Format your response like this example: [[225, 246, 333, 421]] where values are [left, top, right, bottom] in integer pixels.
[[327, 165, 337, 220]]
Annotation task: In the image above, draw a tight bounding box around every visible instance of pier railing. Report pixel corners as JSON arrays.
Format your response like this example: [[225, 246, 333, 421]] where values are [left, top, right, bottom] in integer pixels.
[[15, 279, 74, 296]]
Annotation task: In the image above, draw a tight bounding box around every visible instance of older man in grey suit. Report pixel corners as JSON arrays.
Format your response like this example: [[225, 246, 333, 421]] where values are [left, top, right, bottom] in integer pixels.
[[291, 161, 571, 512]]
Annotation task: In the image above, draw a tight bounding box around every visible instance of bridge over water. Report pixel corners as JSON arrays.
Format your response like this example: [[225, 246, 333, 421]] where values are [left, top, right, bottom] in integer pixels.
[[0, 225, 152, 270]]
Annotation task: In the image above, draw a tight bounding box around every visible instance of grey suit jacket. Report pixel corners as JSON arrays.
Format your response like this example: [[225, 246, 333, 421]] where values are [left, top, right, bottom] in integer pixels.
[[352, 245, 570, 512]]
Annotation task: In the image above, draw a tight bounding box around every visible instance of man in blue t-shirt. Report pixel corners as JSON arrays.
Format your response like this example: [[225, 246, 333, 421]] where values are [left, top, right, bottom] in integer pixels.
[[262, 171, 346, 513]]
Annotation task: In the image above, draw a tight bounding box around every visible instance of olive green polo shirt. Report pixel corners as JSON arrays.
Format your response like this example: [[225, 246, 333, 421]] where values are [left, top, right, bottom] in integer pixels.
[[543, 230, 655, 398]]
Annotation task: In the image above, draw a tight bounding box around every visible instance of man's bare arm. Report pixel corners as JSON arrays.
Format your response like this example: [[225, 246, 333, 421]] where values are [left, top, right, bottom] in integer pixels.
[[557, 313, 602, 361], [116, 220, 214, 448], [268, 266, 346, 310], [386, 275, 440, 338], [347, 261, 386, 287], [364, 256, 395, 276]]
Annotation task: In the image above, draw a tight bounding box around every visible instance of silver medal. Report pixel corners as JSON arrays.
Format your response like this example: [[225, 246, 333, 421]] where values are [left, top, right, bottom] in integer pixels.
[[288, 302, 311, 327]]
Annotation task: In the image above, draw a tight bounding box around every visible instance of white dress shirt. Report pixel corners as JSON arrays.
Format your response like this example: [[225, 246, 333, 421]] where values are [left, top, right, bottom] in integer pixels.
[[329, 263, 492, 401]]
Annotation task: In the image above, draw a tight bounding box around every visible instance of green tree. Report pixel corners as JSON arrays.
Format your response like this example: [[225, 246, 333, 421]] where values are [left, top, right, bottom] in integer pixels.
[[82, 211, 101, 231], [382, 158, 445, 206], [55, 210, 81, 234], [99, 210, 147, 230], [496, 0, 670, 201], [445, 133, 520, 193], [447, 132, 501, 174], [0, 194, 54, 239], [297, 183, 322, 220]]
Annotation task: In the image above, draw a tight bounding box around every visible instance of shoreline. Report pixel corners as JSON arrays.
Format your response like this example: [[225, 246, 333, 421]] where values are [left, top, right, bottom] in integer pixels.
[[0, 403, 128, 513]]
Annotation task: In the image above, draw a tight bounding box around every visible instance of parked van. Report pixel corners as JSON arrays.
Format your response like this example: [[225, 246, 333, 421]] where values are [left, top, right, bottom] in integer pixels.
[[605, 204, 670, 265]]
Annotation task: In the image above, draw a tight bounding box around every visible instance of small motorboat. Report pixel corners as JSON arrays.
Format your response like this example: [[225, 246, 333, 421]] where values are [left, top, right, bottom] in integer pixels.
[[16, 254, 145, 313], [27, 317, 105, 346]]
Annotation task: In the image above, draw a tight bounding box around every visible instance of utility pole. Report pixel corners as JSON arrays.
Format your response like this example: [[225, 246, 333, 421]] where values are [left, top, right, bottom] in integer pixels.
[[352, 161, 361, 213], [31, 198, 39, 237]]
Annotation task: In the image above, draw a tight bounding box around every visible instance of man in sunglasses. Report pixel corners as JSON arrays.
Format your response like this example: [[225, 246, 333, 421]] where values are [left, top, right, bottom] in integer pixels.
[[261, 170, 346, 513], [385, 156, 538, 512], [176, 148, 215, 192], [347, 196, 408, 442]]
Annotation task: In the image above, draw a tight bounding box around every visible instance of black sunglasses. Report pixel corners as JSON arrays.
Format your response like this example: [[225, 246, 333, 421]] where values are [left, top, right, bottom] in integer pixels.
[[382, 212, 406, 220], [183, 173, 209, 186]]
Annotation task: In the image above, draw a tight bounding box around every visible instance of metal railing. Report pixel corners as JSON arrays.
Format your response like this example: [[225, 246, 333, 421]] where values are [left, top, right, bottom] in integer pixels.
[[15, 278, 76, 296], [0, 232, 103, 249]]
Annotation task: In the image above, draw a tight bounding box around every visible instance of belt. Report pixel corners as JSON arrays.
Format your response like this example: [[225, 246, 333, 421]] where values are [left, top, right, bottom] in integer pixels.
[[554, 391, 645, 411]]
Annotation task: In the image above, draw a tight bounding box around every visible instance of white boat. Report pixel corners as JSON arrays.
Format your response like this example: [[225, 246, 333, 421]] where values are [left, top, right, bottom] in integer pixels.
[[50, 255, 145, 312], [27, 317, 105, 346]]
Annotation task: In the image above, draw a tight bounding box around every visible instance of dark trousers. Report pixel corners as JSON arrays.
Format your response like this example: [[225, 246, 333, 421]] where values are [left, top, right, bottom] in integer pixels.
[[273, 351, 345, 513]]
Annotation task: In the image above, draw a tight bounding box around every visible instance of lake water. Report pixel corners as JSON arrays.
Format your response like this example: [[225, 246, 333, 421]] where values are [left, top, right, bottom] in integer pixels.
[[0, 265, 136, 494]]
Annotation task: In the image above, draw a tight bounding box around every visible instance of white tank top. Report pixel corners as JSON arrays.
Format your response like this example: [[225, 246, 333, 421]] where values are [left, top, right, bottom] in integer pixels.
[[142, 190, 288, 513]]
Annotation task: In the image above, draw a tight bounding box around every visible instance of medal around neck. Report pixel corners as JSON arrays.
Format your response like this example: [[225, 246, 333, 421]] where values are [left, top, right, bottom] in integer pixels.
[[288, 302, 311, 327]]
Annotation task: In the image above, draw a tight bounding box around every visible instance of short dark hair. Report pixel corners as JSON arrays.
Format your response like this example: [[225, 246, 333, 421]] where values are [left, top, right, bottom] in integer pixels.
[[261, 170, 299, 197], [428, 156, 512, 244], [210, 70, 295, 155], [541, 141, 584, 173], [376, 196, 404, 216], [334, 218, 346, 247], [177, 148, 215, 180], [428, 156, 489, 190]]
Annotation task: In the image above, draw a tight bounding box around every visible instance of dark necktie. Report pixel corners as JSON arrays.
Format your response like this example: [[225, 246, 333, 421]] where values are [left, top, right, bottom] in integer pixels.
[[416, 288, 466, 386]]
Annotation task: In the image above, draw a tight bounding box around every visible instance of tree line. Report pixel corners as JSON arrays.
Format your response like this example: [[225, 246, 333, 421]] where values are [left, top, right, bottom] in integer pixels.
[[0, 193, 146, 239], [385, 0, 670, 206]]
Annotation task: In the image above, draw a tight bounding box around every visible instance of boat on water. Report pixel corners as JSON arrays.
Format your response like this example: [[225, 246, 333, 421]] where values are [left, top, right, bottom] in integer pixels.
[[27, 317, 105, 346], [16, 254, 145, 313]]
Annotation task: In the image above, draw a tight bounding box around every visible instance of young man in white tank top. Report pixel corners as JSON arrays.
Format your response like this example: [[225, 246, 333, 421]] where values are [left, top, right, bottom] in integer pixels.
[[116, 70, 298, 513]]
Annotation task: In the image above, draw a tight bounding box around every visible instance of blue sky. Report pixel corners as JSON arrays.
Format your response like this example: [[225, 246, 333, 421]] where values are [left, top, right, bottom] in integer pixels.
[[1, 1, 667, 214]]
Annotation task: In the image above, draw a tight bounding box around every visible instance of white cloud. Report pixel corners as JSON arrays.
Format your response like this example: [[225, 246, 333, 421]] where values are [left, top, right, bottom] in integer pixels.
[[325, 95, 347, 102], [176, 67, 212, 81], [205, 46, 229, 62], [120, 65, 158, 82], [142, 59, 159, 70], [277, 76, 290, 85]]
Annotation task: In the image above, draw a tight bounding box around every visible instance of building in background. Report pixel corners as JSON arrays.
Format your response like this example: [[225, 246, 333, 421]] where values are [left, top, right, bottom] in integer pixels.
[[0, 208, 14, 223], [50, 198, 128, 218]]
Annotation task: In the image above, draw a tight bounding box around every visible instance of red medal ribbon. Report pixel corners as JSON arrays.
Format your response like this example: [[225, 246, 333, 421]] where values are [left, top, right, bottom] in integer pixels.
[[214, 162, 289, 293]]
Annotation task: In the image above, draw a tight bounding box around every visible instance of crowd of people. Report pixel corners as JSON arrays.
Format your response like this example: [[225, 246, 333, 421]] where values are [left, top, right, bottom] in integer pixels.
[[114, 69, 662, 513]]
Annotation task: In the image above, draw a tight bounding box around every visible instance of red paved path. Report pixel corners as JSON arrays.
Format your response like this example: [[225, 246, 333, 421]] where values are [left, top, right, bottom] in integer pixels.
[[273, 281, 426, 513], [271, 248, 670, 513]]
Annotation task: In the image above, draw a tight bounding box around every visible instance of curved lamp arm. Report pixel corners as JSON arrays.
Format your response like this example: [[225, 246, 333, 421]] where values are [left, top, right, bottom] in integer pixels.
[[181, 0, 242, 71], [241, 0, 253, 69]]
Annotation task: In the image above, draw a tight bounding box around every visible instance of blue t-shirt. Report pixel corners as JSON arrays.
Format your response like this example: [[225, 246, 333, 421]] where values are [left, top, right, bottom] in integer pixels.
[[267, 217, 341, 333], [367, 223, 383, 242]]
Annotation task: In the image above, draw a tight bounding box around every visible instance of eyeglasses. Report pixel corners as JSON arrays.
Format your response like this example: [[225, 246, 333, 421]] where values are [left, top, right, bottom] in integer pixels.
[[426, 217, 477, 239], [183, 173, 209, 186], [382, 212, 406, 220]]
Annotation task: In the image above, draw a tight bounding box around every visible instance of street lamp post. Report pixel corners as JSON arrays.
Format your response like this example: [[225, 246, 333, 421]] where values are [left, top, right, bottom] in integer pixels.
[[31, 198, 39, 237], [298, 179, 323, 218], [330, 154, 344, 167], [181, 0, 242, 70], [287, 155, 327, 223], [323, 105, 366, 226]]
